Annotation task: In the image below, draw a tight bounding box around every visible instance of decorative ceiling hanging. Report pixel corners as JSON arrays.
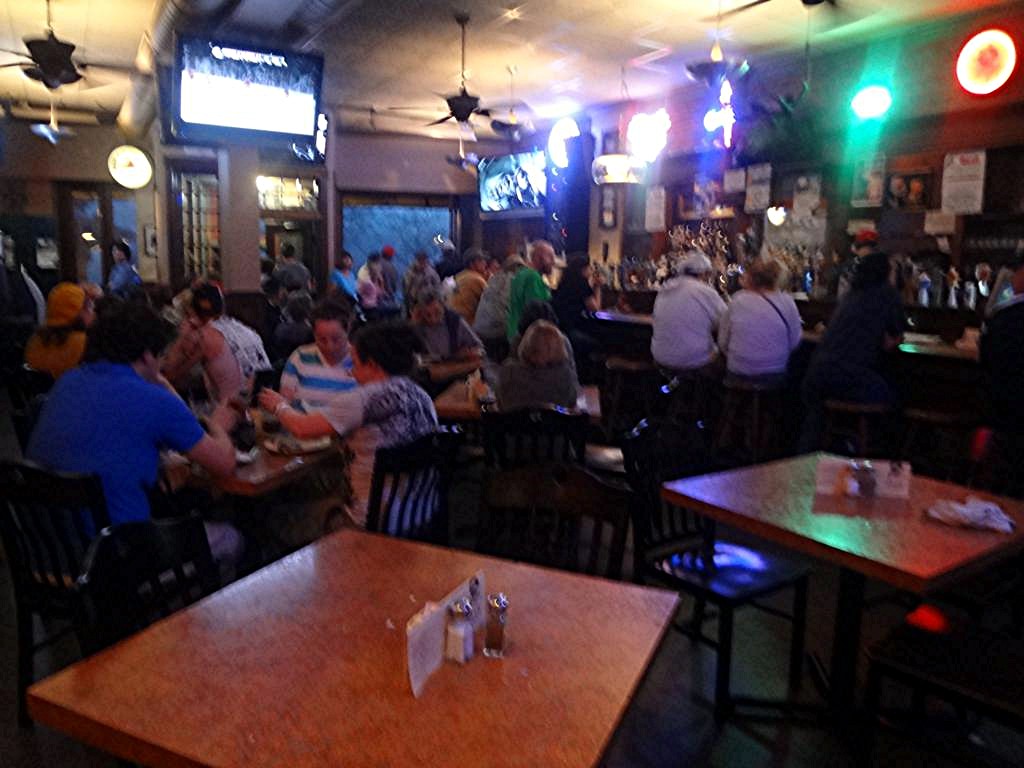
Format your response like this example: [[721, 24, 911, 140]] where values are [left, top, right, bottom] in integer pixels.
[[592, 67, 648, 185]]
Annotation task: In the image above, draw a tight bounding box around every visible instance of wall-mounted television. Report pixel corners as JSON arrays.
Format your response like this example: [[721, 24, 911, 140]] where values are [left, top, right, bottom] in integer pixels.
[[478, 150, 548, 219], [171, 35, 323, 145]]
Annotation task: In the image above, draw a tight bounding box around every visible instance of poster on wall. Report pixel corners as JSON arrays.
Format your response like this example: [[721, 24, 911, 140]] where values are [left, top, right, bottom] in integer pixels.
[[885, 170, 932, 210], [645, 185, 666, 232], [851, 155, 886, 208], [744, 163, 772, 213], [941, 150, 986, 214], [723, 168, 746, 194], [792, 175, 821, 217]]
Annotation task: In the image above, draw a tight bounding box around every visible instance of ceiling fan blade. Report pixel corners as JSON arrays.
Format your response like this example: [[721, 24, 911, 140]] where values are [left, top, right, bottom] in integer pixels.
[[388, 105, 437, 111], [0, 49, 29, 58], [474, 108, 491, 118], [0, 62, 27, 69], [426, 114, 454, 126], [458, 121, 477, 143], [700, 0, 772, 22]]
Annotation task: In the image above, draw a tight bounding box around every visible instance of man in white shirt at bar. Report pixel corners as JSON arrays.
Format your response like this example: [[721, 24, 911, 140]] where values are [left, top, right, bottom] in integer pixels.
[[651, 250, 727, 375]]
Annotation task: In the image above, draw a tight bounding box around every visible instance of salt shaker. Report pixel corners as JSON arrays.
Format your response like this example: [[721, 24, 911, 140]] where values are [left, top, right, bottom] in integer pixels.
[[483, 593, 508, 658], [445, 598, 474, 664]]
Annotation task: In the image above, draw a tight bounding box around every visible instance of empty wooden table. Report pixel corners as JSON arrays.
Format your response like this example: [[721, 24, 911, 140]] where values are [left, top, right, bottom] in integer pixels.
[[662, 453, 1024, 714], [29, 530, 678, 767], [434, 380, 602, 424]]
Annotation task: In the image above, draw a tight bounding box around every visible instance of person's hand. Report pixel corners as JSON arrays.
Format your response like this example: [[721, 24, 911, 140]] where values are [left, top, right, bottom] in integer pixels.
[[208, 402, 240, 433], [258, 388, 286, 415]]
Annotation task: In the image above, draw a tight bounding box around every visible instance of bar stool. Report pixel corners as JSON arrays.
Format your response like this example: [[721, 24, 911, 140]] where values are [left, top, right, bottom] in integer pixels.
[[714, 379, 785, 464], [601, 356, 658, 439], [823, 400, 892, 457], [900, 408, 981, 483]]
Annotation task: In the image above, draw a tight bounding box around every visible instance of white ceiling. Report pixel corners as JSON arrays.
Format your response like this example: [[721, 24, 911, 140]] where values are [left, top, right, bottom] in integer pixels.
[[0, 0, 1016, 134]]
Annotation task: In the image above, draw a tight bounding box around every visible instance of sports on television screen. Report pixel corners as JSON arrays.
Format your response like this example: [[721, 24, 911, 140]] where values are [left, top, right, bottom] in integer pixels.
[[478, 150, 548, 217], [174, 36, 323, 141]]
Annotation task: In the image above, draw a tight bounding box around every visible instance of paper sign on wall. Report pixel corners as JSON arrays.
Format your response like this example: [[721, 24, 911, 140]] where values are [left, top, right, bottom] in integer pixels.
[[942, 150, 986, 214], [744, 163, 772, 213], [723, 168, 746, 194], [924, 210, 957, 235], [644, 185, 666, 232]]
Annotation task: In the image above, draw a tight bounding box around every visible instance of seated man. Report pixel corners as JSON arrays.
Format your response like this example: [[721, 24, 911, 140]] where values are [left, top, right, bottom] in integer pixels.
[[411, 289, 484, 363], [651, 250, 727, 374], [27, 301, 244, 567], [280, 298, 358, 408]]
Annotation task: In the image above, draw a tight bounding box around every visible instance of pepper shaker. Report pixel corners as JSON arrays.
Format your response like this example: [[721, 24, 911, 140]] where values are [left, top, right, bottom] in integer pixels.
[[445, 598, 474, 664], [483, 593, 508, 658]]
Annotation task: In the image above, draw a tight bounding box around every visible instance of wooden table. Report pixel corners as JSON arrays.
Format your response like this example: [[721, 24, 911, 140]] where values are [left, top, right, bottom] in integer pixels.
[[434, 380, 602, 424], [166, 445, 340, 497], [28, 530, 678, 768], [800, 329, 979, 362], [662, 453, 1024, 713]]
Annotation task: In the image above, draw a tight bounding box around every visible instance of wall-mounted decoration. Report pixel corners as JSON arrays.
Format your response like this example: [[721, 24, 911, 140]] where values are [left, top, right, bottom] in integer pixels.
[[599, 186, 617, 230], [885, 170, 932, 210], [723, 168, 746, 194], [942, 150, 986, 214], [144, 224, 158, 258], [851, 155, 886, 208], [644, 185, 666, 233], [744, 163, 772, 213]]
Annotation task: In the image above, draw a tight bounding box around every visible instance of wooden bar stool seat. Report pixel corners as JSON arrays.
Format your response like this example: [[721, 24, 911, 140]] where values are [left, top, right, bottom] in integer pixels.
[[714, 378, 785, 464], [823, 400, 892, 457], [601, 356, 659, 439]]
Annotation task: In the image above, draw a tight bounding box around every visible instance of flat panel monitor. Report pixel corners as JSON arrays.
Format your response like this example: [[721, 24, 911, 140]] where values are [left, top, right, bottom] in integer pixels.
[[173, 35, 323, 144], [478, 150, 547, 219]]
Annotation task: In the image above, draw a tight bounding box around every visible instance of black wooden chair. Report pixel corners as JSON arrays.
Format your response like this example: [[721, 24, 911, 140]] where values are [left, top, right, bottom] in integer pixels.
[[366, 428, 463, 545], [479, 463, 630, 580], [11, 393, 47, 455], [7, 363, 54, 413], [75, 514, 219, 656], [622, 419, 810, 723], [864, 608, 1024, 765], [481, 406, 588, 469], [0, 460, 109, 727]]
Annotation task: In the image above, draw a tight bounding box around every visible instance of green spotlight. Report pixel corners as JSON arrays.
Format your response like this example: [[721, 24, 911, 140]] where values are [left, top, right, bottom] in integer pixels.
[[851, 85, 892, 120]]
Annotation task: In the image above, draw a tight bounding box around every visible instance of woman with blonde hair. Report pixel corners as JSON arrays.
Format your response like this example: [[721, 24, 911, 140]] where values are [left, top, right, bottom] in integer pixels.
[[496, 319, 579, 411], [718, 258, 802, 387]]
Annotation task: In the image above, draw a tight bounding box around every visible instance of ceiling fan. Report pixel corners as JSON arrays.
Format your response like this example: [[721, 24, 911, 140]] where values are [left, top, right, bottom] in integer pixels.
[[29, 100, 76, 145], [0, 0, 125, 90], [389, 12, 494, 140], [700, 0, 840, 22], [445, 135, 479, 173], [489, 65, 535, 142]]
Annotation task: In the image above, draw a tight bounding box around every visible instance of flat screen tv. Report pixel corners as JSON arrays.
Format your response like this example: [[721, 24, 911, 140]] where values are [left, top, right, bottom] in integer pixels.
[[478, 150, 547, 219], [172, 35, 323, 144]]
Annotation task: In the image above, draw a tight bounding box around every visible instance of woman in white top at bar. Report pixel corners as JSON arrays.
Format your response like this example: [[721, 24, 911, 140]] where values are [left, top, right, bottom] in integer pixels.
[[718, 258, 802, 388]]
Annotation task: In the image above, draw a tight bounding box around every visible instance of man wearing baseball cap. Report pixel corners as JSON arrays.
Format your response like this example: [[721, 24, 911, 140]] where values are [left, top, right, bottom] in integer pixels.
[[651, 250, 727, 374], [24, 282, 96, 378]]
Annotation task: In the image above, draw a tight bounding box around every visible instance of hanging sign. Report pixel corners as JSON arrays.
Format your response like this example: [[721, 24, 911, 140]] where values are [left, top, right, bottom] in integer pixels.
[[941, 150, 986, 215], [744, 163, 771, 213]]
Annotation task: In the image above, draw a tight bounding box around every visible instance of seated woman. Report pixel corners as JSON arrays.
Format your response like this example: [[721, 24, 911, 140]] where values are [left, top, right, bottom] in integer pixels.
[[496, 319, 579, 411], [24, 282, 96, 378], [163, 282, 271, 403], [258, 322, 439, 526], [718, 258, 802, 388], [551, 253, 602, 383]]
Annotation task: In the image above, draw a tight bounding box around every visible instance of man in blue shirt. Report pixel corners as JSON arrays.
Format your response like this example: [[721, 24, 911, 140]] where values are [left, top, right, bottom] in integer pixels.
[[28, 301, 244, 565]]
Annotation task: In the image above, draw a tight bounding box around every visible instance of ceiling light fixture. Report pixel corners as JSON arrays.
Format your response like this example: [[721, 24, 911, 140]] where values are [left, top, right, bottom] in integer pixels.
[[766, 206, 787, 226], [703, 79, 736, 148], [957, 29, 1017, 95], [591, 154, 647, 185], [547, 116, 581, 169], [108, 145, 153, 189], [687, 0, 749, 88], [627, 108, 672, 164]]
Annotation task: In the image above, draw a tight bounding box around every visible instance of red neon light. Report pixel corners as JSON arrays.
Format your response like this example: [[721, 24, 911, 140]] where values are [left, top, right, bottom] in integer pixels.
[[957, 29, 1017, 95]]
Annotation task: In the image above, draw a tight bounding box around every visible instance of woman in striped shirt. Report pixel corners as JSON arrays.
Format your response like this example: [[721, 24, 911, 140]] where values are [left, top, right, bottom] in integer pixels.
[[279, 298, 358, 407]]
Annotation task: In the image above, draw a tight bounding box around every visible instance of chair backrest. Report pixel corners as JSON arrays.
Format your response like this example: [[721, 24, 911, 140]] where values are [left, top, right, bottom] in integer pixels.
[[0, 461, 110, 607], [480, 464, 630, 580], [482, 406, 588, 468], [8, 364, 54, 412], [11, 392, 47, 454], [621, 418, 714, 561], [75, 514, 219, 655], [366, 428, 463, 544]]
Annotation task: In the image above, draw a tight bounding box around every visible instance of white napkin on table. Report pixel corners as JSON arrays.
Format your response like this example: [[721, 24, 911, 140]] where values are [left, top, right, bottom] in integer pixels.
[[926, 496, 1016, 534]]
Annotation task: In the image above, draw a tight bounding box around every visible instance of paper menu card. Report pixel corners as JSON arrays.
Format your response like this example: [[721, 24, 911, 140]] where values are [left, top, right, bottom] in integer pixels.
[[814, 457, 911, 499], [406, 601, 445, 698]]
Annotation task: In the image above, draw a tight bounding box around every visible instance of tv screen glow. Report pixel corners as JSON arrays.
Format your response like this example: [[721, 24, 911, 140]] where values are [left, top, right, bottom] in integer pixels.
[[478, 150, 547, 217], [175, 36, 323, 141]]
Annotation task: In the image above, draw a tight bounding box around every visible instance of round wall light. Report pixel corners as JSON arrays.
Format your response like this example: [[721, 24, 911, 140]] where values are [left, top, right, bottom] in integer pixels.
[[107, 145, 153, 189], [850, 85, 892, 120], [546, 116, 581, 169], [957, 29, 1017, 96]]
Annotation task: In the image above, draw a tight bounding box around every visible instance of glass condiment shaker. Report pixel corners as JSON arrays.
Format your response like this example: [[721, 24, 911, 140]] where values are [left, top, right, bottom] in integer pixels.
[[484, 593, 508, 658], [445, 597, 474, 664]]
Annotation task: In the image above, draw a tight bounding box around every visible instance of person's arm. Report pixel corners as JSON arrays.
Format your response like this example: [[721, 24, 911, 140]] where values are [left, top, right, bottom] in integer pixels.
[[162, 321, 203, 387], [526, 271, 551, 303], [278, 351, 300, 400], [186, 404, 237, 478], [785, 296, 803, 350], [454, 318, 484, 361], [882, 291, 906, 350], [717, 304, 733, 353], [258, 388, 334, 440]]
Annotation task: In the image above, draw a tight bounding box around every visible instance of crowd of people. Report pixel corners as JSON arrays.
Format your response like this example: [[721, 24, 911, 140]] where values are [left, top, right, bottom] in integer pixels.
[[15, 231, 1024, 576]]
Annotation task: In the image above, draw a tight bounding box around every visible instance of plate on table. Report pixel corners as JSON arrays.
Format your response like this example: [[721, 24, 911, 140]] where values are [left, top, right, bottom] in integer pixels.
[[263, 436, 333, 455]]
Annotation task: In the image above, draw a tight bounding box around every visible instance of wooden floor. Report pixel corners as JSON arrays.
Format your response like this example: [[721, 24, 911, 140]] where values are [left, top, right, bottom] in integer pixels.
[[2, 390, 1023, 767]]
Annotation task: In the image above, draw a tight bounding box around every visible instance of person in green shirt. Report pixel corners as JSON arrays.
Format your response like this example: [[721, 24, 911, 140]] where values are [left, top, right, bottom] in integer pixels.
[[506, 240, 556, 340]]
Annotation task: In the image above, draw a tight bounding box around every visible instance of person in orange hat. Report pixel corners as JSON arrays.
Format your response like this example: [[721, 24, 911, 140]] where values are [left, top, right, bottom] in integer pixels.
[[24, 282, 96, 378]]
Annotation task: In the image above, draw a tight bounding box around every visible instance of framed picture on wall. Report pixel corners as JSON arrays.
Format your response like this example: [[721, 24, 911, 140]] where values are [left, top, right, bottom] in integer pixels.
[[885, 170, 932, 210], [144, 224, 157, 258], [599, 186, 617, 229], [851, 155, 886, 208]]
